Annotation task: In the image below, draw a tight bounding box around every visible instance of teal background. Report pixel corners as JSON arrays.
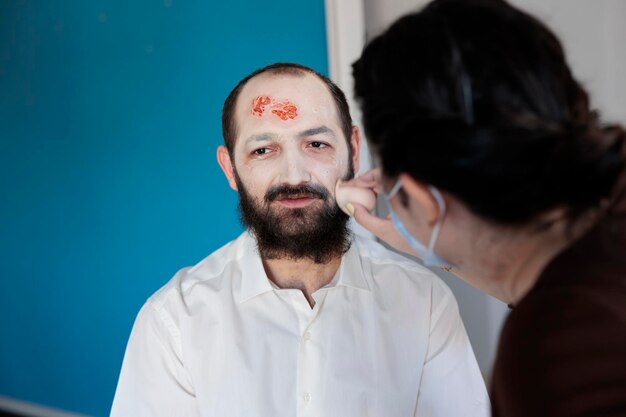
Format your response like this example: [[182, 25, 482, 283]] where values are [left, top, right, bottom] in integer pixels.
[[0, 1, 328, 415]]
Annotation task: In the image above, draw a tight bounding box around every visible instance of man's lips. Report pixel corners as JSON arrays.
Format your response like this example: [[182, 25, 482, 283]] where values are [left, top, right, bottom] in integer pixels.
[[275, 194, 320, 208]]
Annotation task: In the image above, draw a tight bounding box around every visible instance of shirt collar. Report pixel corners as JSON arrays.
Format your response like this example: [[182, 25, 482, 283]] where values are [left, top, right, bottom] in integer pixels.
[[238, 232, 275, 303], [237, 232, 371, 303], [334, 239, 371, 292]]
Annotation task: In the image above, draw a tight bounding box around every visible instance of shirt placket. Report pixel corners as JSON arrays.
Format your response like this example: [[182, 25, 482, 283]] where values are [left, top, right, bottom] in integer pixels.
[[286, 289, 328, 417]]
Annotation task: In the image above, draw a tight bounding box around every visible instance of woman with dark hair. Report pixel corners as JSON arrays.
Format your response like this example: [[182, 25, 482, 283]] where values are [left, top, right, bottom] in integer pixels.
[[341, 0, 626, 415]]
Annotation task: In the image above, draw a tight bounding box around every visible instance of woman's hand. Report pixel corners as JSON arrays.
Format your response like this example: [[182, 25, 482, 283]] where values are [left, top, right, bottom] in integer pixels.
[[336, 169, 416, 258]]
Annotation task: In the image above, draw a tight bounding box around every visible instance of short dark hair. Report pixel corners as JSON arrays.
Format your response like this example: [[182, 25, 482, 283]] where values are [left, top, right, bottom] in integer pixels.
[[222, 62, 353, 156], [353, 0, 625, 225]]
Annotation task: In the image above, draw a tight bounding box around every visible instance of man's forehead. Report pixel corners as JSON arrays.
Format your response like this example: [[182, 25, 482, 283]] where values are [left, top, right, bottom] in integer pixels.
[[236, 73, 335, 115]]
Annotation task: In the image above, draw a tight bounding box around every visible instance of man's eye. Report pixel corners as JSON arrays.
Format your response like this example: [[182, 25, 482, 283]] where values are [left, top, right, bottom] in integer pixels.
[[309, 141, 327, 149], [253, 148, 269, 155]]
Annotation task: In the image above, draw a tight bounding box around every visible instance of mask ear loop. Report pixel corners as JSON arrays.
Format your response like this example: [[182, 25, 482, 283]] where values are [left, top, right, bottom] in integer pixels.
[[428, 186, 455, 272], [426, 186, 446, 254], [387, 179, 404, 201], [389, 180, 446, 259]]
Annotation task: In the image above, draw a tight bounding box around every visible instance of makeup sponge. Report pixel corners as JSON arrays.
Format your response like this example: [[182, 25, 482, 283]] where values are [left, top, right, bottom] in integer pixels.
[[335, 180, 377, 216]]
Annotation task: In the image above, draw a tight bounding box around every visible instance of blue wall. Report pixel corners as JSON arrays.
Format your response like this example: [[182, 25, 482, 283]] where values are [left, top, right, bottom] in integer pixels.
[[0, 1, 328, 415]]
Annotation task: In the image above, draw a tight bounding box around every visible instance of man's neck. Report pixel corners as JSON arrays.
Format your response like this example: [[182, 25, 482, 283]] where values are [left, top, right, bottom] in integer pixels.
[[262, 256, 343, 308]]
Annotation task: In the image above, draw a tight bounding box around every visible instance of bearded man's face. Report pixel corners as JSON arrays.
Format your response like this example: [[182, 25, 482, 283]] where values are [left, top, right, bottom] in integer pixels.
[[217, 72, 360, 263]]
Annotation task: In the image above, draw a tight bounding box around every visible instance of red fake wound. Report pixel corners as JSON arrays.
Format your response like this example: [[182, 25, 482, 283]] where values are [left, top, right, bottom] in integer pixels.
[[252, 96, 272, 117], [251, 96, 298, 120], [271, 102, 298, 120]]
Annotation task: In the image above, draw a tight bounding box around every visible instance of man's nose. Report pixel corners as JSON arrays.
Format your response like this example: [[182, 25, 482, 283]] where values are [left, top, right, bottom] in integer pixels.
[[279, 151, 312, 185]]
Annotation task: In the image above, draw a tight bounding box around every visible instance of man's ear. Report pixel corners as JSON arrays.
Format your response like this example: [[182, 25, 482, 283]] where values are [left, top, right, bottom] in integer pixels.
[[399, 173, 439, 225], [217, 145, 238, 191], [350, 126, 362, 174]]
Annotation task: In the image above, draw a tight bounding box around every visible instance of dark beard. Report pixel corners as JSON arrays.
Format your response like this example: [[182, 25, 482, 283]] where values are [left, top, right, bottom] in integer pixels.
[[235, 174, 352, 264]]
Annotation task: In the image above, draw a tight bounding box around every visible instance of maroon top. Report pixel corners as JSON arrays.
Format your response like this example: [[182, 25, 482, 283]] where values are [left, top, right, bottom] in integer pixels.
[[491, 180, 626, 417]]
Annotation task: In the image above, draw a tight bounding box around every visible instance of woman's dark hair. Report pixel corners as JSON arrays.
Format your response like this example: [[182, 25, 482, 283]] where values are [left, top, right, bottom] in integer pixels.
[[353, 0, 625, 225]]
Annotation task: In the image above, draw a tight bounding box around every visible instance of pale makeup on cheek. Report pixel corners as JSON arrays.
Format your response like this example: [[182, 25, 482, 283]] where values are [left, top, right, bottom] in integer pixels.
[[238, 140, 346, 203], [251, 95, 299, 120], [307, 158, 343, 196]]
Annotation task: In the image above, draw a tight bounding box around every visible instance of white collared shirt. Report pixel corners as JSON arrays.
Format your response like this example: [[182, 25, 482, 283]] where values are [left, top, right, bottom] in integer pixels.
[[111, 232, 489, 417]]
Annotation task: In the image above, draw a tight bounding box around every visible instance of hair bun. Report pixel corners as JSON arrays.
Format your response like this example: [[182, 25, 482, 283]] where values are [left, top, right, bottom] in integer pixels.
[[550, 123, 626, 219]]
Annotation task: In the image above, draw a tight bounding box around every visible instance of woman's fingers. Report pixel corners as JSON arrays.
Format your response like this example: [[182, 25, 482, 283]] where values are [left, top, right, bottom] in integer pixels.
[[358, 168, 382, 183], [338, 168, 385, 197], [340, 169, 420, 258], [350, 202, 415, 256]]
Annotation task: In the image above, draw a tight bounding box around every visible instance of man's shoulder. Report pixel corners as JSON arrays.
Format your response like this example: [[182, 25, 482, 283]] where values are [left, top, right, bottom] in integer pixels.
[[353, 236, 450, 287], [350, 236, 458, 318], [147, 232, 251, 309]]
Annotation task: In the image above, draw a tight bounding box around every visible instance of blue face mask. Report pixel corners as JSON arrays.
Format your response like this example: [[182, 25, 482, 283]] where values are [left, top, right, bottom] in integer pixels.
[[385, 180, 454, 269]]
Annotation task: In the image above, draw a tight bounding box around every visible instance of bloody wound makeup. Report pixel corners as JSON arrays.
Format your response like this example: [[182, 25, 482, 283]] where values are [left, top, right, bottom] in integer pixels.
[[271, 102, 298, 120], [251, 95, 298, 120], [252, 96, 271, 117]]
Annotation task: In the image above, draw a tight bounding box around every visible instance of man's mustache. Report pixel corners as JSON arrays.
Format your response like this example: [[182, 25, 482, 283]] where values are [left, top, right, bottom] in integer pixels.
[[265, 183, 330, 203]]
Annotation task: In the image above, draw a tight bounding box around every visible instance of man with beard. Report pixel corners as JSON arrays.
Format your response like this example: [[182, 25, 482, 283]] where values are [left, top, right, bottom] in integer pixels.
[[110, 63, 488, 417]]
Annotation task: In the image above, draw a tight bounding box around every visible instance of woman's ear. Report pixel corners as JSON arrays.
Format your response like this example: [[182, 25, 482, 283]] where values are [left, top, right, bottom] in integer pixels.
[[399, 173, 439, 224], [217, 145, 238, 191]]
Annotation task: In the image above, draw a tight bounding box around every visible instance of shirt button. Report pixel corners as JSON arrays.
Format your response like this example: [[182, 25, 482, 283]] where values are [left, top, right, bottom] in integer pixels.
[[303, 392, 312, 402], [303, 331, 311, 341]]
